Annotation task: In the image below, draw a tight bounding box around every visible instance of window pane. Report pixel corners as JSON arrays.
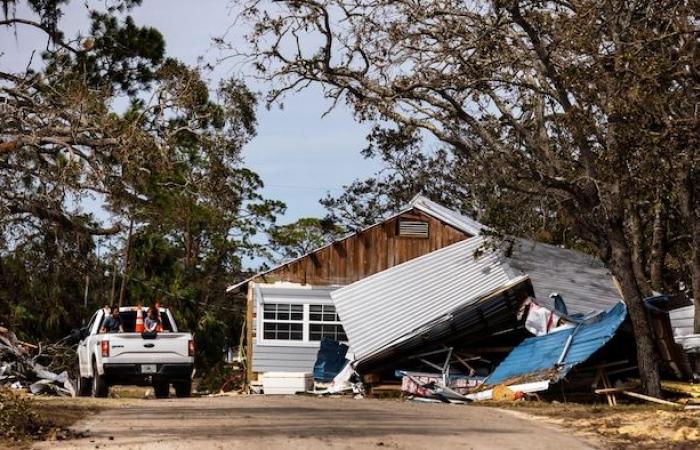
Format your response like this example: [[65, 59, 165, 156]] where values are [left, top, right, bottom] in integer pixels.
[[263, 303, 303, 321], [263, 322, 303, 341], [310, 304, 341, 322], [309, 323, 347, 342]]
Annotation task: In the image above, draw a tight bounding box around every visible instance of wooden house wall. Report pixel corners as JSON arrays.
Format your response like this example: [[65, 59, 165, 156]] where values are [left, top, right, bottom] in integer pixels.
[[255, 208, 470, 286]]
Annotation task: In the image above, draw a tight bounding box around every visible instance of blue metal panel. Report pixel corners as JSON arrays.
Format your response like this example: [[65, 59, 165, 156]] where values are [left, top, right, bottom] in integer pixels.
[[487, 302, 627, 385]]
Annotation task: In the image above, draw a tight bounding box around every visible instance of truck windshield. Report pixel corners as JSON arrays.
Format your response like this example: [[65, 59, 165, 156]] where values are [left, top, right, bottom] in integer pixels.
[[106, 311, 173, 332]]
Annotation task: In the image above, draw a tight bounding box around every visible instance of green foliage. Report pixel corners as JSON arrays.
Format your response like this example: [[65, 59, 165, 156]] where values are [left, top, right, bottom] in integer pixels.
[[268, 217, 343, 261], [0, 0, 284, 378]]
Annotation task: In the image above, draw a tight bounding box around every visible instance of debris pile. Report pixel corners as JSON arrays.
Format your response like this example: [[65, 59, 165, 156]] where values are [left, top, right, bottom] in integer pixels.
[[0, 327, 76, 397]]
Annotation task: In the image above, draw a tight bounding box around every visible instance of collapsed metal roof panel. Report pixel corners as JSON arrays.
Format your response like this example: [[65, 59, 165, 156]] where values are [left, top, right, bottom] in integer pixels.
[[487, 302, 627, 385], [506, 239, 622, 316], [331, 236, 517, 362]]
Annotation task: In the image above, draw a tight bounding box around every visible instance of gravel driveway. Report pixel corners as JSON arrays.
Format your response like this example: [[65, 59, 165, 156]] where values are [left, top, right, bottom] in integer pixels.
[[35, 395, 596, 449]]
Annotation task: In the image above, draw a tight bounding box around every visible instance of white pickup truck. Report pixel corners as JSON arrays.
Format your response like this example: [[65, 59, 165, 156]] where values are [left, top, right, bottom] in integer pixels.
[[76, 306, 194, 398]]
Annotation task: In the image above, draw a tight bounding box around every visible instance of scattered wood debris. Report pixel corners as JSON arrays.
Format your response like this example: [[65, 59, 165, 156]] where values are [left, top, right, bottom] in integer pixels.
[[0, 327, 76, 396]]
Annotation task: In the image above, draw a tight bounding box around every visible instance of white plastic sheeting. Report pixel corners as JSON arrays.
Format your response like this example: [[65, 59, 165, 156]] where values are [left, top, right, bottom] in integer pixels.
[[330, 236, 519, 362]]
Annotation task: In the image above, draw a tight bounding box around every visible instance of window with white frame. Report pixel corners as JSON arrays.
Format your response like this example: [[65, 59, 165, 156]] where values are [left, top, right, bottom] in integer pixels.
[[259, 301, 347, 344], [309, 304, 347, 342], [262, 303, 304, 341]]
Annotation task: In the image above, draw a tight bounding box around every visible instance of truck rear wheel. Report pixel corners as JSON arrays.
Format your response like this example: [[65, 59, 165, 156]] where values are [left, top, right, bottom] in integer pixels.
[[153, 381, 169, 399], [174, 381, 192, 398], [77, 376, 92, 397], [91, 361, 109, 398]]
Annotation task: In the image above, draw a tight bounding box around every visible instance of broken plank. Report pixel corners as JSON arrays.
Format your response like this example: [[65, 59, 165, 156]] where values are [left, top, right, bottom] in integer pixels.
[[621, 391, 683, 408]]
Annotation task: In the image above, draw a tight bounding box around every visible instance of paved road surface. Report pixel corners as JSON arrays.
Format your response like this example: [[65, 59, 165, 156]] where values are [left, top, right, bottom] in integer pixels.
[[36, 396, 596, 449]]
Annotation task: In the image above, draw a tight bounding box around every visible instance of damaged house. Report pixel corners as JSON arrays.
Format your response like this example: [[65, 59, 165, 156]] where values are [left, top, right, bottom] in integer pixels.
[[227, 196, 669, 397]]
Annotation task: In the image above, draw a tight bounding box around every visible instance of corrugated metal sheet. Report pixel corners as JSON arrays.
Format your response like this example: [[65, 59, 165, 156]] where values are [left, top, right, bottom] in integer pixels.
[[354, 277, 532, 372], [670, 305, 694, 337], [487, 302, 627, 385], [669, 305, 700, 352], [331, 236, 518, 362], [506, 239, 622, 315]]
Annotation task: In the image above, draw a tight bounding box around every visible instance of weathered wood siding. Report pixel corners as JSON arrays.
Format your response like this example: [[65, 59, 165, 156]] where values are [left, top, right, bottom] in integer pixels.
[[256, 208, 469, 286]]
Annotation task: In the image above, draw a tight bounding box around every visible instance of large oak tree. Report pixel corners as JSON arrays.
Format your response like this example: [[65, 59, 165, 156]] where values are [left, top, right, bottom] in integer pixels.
[[234, 0, 700, 396]]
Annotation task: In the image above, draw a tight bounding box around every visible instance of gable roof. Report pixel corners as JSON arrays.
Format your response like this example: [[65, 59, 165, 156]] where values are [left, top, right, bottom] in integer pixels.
[[227, 196, 622, 315], [409, 195, 486, 236], [226, 195, 481, 292]]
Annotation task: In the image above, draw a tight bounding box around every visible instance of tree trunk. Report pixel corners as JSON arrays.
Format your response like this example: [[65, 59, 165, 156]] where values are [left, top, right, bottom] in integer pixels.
[[676, 167, 700, 332], [692, 221, 700, 333], [650, 201, 666, 293], [628, 209, 653, 296], [608, 225, 661, 397]]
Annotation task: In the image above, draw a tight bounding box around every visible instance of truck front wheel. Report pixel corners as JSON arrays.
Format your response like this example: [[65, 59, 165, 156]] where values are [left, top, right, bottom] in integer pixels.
[[153, 381, 169, 399], [91, 361, 109, 398], [174, 381, 192, 398]]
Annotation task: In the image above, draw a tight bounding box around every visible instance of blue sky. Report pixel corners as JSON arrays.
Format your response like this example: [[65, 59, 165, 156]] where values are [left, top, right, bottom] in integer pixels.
[[0, 0, 382, 224]]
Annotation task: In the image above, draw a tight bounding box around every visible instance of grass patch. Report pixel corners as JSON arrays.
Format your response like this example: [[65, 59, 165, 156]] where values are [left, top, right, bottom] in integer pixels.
[[0, 389, 102, 448], [481, 400, 700, 449]]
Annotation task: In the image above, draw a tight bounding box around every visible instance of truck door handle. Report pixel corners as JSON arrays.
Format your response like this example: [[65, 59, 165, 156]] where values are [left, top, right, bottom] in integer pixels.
[[144, 343, 155, 348]]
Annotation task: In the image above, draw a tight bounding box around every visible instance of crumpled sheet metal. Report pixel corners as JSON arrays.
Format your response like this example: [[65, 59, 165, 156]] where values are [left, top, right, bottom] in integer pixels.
[[487, 302, 627, 386], [0, 327, 76, 396]]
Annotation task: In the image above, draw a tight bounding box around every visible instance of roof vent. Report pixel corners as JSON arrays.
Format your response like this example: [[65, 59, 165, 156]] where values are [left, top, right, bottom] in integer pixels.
[[398, 220, 429, 238]]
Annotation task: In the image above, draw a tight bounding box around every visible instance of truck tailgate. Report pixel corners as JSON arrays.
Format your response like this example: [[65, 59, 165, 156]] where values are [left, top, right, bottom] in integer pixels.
[[106, 333, 192, 363]]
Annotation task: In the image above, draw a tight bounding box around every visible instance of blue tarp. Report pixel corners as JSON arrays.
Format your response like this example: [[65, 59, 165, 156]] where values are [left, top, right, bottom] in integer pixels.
[[487, 302, 627, 385], [313, 338, 349, 381]]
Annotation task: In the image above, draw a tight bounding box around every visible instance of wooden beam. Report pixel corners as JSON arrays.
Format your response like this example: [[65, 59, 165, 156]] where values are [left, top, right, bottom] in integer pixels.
[[594, 385, 638, 394], [245, 282, 255, 387], [622, 391, 682, 408]]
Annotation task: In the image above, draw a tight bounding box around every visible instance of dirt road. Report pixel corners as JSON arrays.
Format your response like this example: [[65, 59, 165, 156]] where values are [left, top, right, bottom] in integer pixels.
[[35, 396, 596, 449]]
